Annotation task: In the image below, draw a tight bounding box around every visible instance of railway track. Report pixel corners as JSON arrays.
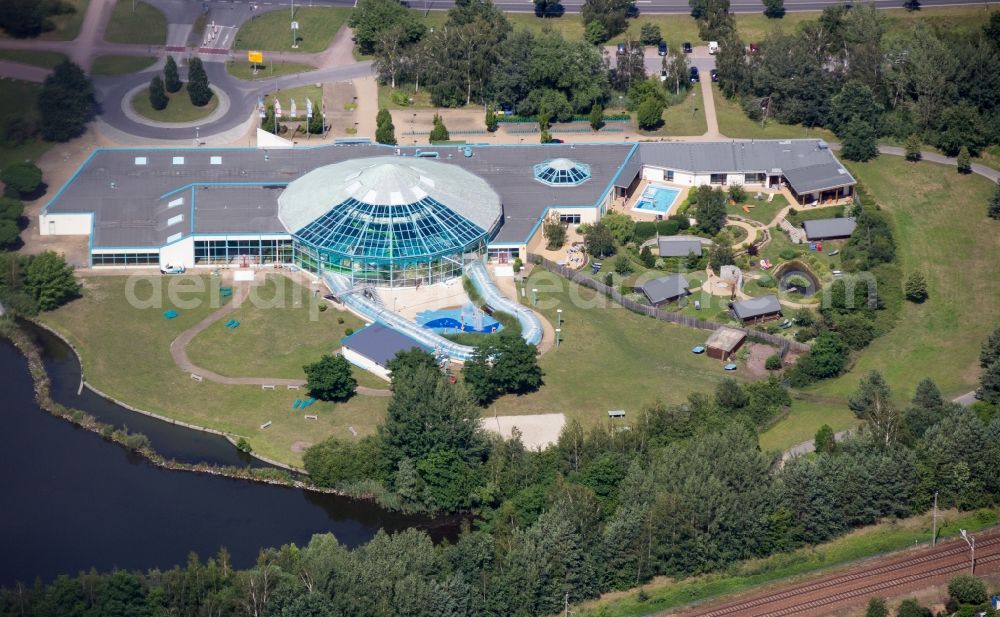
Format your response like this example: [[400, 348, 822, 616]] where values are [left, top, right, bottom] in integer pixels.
[[679, 530, 1000, 617]]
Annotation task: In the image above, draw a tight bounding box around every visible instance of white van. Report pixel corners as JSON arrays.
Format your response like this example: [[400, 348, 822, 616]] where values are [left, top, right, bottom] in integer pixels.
[[708, 41, 719, 54]]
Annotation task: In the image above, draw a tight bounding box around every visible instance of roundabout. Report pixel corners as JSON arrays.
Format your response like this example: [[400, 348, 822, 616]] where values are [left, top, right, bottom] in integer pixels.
[[125, 83, 227, 127]]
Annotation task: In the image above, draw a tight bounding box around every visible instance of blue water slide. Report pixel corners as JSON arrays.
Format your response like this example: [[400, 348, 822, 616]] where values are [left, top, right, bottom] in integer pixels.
[[464, 261, 543, 346]]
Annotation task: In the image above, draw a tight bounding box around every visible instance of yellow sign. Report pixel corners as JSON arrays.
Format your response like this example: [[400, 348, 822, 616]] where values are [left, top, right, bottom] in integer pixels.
[[247, 51, 263, 64]]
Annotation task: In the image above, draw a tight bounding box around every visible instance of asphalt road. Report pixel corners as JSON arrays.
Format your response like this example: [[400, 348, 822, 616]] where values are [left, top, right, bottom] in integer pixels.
[[204, 0, 995, 14]]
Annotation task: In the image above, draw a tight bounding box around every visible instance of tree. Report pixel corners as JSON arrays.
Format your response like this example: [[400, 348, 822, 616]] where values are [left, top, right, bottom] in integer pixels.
[[349, 0, 426, 55], [187, 57, 212, 107], [303, 435, 380, 487], [708, 244, 735, 274], [613, 253, 633, 275], [543, 216, 567, 250], [584, 19, 609, 45], [38, 60, 95, 142], [581, 0, 632, 41], [635, 97, 664, 130], [1, 161, 42, 198], [0, 0, 53, 38], [429, 113, 449, 142], [373, 24, 409, 89], [904, 134, 922, 161], [584, 221, 614, 257], [589, 103, 604, 131], [386, 348, 440, 383], [601, 212, 636, 243], [695, 186, 727, 235], [303, 354, 357, 402], [463, 332, 543, 405], [715, 378, 747, 411], [904, 271, 928, 303], [981, 327, 1000, 368], [307, 99, 324, 134], [375, 108, 396, 145], [664, 48, 690, 96], [840, 116, 878, 162], [727, 183, 745, 204], [947, 574, 987, 605], [22, 251, 79, 311], [639, 22, 662, 45], [485, 106, 498, 132], [849, 370, 900, 448], [0, 219, 20, 248], [763, 0, 785, 18], [977, 360, 1000, 404], [814, 424, 836, 453], [989, 181, 1000, 220], [148, 75, 168, 111], [829, 81, 881, 137], [956, 146, 971, 174], [864, 597, 888, 617], [163, 55, 181, 93], [639, 245, 654, 268], [896, 599, 930, 617]]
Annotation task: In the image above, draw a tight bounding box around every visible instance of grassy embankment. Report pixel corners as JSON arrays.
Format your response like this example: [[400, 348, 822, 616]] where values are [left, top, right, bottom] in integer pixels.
[[103, 0, 166, 45], [582, 507, 1000, 616], [233, 7, 351, 53]]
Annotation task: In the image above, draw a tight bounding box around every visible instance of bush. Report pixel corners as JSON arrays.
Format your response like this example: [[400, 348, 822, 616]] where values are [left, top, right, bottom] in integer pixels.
[[657, 219, 680, 236], [779, 248, 797, 260], [429, 113, 449, 142], [947, 574, 987, 606], [904, 271, 928, 303], [765, 354, 782, 371], [613, 254, 633, 275], [669, 214, 690, 230], [639, 22, 662, 45], [636, 97, 665, 130], [344, 327, 354, 336], [303, 354, 357, 401], [1, 161, 43, 198], [634, 221, 657, 242], [236, 437, 252, 453], [956, 146, 972, 174], [148, 75, 167, 111], [512, 257, 523, 273]]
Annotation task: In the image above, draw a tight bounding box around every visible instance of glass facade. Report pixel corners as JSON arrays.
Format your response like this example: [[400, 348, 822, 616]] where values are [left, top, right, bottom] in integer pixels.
[[193, 238, 293, 265], [92, 252, 159, 266], [559, 213, 582, 224], [289, 196, 491, 288]]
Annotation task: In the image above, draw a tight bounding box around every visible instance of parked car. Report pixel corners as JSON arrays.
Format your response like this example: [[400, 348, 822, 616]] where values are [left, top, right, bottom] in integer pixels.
[[689, 66, 700, 82], [748, 42, 759, 53], [617, 42, 626, 54], [160, 264, 185, 274], [682, 41, 693, 53], [658, 41, 668, 56], [660, 68, 667, 82], [710, 68, 718, 82], [708, 40, 719, 54]]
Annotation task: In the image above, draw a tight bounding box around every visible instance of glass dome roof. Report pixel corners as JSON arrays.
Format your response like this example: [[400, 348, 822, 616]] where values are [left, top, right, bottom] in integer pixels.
[[278, 158, 502, 264], [532, 158, 592, 186]]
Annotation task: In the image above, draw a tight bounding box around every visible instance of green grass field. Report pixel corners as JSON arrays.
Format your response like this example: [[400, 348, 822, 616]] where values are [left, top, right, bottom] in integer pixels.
[[488, 270, 747, 422], [226, 60, 317, 81], [583, 507, 1000, 616], [737, 192, 789, 225], [40, 276, 389, 467], [264, 85, 322, 118], [0, 80, 52, 170], [186, 276, 368, 381], [131, 84, 219, 123], [654, 86, 707, 137], [103, 0, 167, 45], [234, 7, 351, 53], [0, 50, 67, 69], [91, 55, 157, 76], [21, 0, 89, 41], [713, 84, 837, 142]]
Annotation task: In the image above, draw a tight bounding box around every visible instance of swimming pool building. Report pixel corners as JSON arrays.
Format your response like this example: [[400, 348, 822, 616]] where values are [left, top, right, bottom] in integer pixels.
[[41, 139, 855, 285]]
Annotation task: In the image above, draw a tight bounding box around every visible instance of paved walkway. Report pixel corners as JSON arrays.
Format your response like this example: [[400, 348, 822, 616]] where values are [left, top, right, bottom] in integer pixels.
[[699, 75, 721, 138], [168, 281, 391, 396]]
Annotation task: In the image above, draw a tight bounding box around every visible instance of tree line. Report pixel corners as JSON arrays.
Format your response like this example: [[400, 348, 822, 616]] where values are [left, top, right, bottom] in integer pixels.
[[715, 5, 1000, 162], [3, 337, 999, 615]]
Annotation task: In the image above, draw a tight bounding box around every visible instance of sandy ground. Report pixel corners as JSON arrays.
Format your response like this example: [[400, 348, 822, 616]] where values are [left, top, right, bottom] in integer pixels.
[[480, 413, 566, 450], [743, 341, 778, 379], [374, 278, 469, 320]]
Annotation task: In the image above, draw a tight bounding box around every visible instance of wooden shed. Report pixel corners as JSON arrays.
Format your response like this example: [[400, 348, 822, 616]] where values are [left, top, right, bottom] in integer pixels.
[[705, 327, 747, 361]]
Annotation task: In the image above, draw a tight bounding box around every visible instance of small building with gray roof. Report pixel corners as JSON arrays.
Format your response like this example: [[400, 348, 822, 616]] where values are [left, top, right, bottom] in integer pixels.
[[340, 322, 431, 381], [730, 294, 782, 324], [657, 236, 704, 258], [705, 326, 747, 361], [802, 217, 857, 241], [636, 274, 690, 306]]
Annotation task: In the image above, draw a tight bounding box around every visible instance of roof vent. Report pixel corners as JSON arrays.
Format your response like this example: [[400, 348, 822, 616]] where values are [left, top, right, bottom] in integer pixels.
[[134, 157, 147, 165], [172, 156, 184, 165]]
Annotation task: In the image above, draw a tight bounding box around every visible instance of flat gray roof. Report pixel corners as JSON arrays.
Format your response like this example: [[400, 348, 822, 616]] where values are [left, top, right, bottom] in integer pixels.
[[657, 236, 703, 257], [639, 274, 689, 305], [731, 294, 782, 320], [46, 140, 853, 250], [803, 217, 857, 240], [639, 140, 855, 195], [341, 322, 430, 367]]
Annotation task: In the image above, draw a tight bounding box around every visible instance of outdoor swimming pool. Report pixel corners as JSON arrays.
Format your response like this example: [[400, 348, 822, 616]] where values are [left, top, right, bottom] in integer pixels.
[[416, 304, 502, 335], [633, 184, 681, 215]]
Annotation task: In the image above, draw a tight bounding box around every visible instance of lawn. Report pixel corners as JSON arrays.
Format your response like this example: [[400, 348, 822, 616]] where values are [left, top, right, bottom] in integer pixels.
[[19, 0, 89, 41], [234, 7, 351, 53], [0, 50, 67, 69], [131, 84, 219, 123], [488, 270, 748, 424], [654, 86, 707, 137], [737, 192, 788, 226], [713, 84, 837, 142], [759, 155, 1000, 451], [103, 0, 167, 45], [0, 80, 52, 170], [581, 507, 1000, 617], [186, 276, 369, 381], [91, 55, 157, 76], [378, 85, 440, 110], [39, 276, 390, 468], [226, 60, 317, 81]]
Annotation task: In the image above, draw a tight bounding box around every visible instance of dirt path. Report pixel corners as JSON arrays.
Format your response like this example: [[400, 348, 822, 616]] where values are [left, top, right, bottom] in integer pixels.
[[168, 282, 391, 396]]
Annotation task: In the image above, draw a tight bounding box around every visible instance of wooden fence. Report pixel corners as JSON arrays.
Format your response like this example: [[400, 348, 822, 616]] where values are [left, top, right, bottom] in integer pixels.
[[527, 255, 809, 358]]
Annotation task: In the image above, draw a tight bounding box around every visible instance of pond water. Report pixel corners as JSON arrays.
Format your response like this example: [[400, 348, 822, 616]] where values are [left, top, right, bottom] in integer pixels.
[[0, 327, 458, 586]]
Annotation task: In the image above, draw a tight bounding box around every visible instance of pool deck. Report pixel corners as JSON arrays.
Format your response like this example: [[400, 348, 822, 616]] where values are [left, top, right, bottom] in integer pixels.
[[375, 278, 470, 320], [616, 179, 692, 222]]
